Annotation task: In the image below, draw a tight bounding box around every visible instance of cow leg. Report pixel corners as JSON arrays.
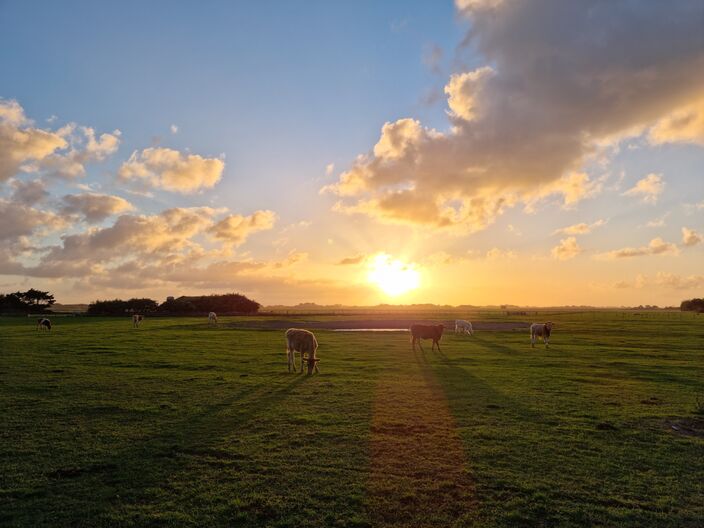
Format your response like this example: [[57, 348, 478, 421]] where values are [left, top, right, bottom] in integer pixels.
[[435, 340, 442, 352], [418, 340, 425, 353]]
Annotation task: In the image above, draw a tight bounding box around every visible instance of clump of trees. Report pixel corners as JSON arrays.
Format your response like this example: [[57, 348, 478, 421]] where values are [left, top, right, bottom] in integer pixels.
[[87, 298, 159, 316], [681, 298, 704, 313], [0, 289, 55, 314], [165, 294, 260, 314], [87, 293, 260, 316]]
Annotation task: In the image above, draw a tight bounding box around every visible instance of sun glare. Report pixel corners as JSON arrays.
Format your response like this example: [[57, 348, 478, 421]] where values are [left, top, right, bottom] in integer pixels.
[[367, 253, 420, 297]]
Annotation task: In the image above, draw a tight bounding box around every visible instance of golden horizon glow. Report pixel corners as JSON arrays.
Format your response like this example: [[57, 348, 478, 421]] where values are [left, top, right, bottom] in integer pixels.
[[367, 253, 421, 297]]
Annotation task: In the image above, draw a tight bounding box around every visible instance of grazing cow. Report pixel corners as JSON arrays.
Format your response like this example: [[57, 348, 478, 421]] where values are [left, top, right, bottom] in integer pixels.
[[410, 324, 444, 352], [285, 328, 320, 374], [132, 314, 144, 328], [454, 319, 474, 335], [208, 312, 218, 325], [37, 318, 51, 331], [530, 322, 553, 348]]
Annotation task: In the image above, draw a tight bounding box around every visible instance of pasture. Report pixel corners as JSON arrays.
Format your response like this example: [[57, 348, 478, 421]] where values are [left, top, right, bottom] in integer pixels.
[[1, 312, 703, 527]]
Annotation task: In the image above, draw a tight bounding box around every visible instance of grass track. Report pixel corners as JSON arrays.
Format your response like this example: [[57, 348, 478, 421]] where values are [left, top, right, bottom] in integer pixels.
[[1, 313, 703, 526]]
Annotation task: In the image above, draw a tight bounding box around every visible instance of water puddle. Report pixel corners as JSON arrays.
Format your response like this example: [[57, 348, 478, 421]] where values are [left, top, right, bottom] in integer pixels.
[[332, 328, 408, 332]]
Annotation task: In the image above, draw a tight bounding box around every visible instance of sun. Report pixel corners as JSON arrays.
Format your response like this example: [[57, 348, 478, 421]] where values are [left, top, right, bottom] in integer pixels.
[[367, 253, 420, 297]]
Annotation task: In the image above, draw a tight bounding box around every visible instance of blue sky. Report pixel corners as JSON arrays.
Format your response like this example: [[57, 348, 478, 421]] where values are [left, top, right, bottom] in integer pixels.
[[1, 1, 703, 306], [1, 1, 461, 215]]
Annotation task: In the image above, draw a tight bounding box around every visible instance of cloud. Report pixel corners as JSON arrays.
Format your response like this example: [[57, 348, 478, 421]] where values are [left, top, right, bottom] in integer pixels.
[[596, 237, 679, 260], [615, 272, 704, 290], [422, 43, 444, 74], [207, 210, 277, 246], [0, 199, 66, 242], [682, 227, 702, 247], [649, 99, 704, 145], [325, 163, 335, 176], [553, 219, 606, 236], [622, 173, 665, 204], [445, 67, 494, 121], [324, 1, 704, 231], [337, 254, 366, 265], [551, 237, 582, 261], [170, 124, 179, 134], [118, 147, 224, 193], [0, 99, 122, 182], [60, 192, 134, 223], [10, 179, 49, 206], [645, 213, 669, 228], [485, 247, 516, 261], [0, 99, 67, 181]]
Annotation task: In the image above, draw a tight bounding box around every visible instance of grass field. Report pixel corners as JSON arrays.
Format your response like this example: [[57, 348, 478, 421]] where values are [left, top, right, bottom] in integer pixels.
[[1, 312, 703, 527]]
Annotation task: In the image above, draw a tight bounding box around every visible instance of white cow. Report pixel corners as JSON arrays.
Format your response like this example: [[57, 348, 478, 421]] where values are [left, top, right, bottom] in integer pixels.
[[208, 312, 218, 325], [454, 319, 474, 335], [37, 318, 52, 331], [530, 322, 553, 348], [132, 314, 144, 328]]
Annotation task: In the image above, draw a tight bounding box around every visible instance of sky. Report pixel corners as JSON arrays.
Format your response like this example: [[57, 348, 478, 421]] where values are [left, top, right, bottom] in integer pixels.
[[1, 0, 703, 307]]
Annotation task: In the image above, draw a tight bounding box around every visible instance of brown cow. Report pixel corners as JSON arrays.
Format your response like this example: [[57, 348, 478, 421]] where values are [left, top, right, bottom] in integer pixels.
[[410, 324, 444, 352]]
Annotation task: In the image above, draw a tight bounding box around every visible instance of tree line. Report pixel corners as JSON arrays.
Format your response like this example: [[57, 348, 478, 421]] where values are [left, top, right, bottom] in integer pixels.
[[0, 289, 56, 314], [680, 298, 704, 313], [87, 293, 260, 315]]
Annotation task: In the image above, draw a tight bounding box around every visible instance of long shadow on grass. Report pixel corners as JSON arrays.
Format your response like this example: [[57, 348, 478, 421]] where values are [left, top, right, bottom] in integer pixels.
[[416, 341, 547, 433], [25, 374, 310, 524]]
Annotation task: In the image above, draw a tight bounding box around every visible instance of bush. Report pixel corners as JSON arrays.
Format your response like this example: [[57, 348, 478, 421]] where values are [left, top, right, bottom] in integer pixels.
[[87, 298, 158, 316], [158, 293, 260, 314], [681, 298, 704, 313]]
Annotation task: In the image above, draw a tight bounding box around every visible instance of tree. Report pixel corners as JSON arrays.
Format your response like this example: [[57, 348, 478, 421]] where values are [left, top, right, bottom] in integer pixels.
[[0, 289, 56, 314], [15, 289, 56, 313], [87, 298, 158, 316], [0, 293, 29, 314], [681, 298, 704, 313]]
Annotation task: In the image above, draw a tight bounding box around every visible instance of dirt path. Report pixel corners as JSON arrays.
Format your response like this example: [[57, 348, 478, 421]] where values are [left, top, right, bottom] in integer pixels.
[[366, 345, 477, 526]]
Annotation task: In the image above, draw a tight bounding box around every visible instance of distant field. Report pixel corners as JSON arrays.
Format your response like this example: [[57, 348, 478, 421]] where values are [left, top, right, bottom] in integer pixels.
[[1, 312, 703, 527]]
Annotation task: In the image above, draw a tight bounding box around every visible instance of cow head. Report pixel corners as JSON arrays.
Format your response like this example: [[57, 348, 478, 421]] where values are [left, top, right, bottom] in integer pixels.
[[306, 357, 320, 375]]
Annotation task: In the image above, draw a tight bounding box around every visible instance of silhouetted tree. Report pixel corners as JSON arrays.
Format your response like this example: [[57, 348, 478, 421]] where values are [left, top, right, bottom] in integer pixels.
[[15, 289, 56, 313], [87, 298, 158, 315], [681, 298, 704, 313]]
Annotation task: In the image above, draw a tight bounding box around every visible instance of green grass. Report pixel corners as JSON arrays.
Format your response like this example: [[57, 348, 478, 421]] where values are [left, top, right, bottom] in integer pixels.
[[1, 313, 703, 527]]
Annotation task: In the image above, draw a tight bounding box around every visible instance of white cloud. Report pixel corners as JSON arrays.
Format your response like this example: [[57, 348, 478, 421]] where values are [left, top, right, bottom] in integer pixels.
[[649, 99, 704, 145], [118, 147, 224, 193], [0, 199, 67, 242], [645, 213, 669, 228], [10, 179, 49, 206], [596, 237, 679, 260], [207, 210, 277, 246], [485, 247, 516, 261], [0, 99, 67, 181], [551, 237, 582, 261], [170, 124, 179, 134], [682, 227, 702, 247], [325, 2, 704, 231], [445, 67, 494, 121], [553, 219, 606, 236], [622, 173, 664, 204], [325, 163, 335, 176], [61, 193, 134, 223], [615, 272, 704, 291]]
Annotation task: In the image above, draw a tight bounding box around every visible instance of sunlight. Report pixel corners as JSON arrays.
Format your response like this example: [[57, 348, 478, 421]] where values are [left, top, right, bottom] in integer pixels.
[[367, 253, 420, 297]]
